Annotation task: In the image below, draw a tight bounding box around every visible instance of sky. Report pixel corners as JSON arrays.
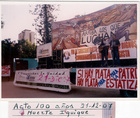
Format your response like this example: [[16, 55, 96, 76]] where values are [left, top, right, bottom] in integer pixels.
[[1, 2, 117, 42]]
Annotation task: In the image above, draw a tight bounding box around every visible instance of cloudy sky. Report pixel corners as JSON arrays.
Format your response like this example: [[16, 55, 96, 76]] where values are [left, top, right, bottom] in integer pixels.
[[1, 2, 119, 42]]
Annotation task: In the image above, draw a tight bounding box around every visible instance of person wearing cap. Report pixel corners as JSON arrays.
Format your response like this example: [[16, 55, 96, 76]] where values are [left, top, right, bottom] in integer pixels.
[[110, 34, 120, 67]]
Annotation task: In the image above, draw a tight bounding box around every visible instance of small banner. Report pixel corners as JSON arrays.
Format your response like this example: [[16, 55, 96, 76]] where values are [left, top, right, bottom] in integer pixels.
[[2, 65, 11, 77], [14, 69, 71, 93], [76, 67, 137, 90], [37, 43, 52, 58], [9, 101, 115, 118]]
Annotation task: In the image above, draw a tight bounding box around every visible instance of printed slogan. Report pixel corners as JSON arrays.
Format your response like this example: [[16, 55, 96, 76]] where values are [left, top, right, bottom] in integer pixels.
[[2, 65, 11, 77], [52, 4, 137, 50], [14, 69, 71, 93], [80, 22, 124, 46], [56, 4, 137, 63], [63, 40, 136, 62], [76, 67, 137, 90]]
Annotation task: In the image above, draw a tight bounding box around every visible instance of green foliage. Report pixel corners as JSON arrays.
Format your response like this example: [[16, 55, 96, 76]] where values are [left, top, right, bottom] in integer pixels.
[[2, 38, 13, 65], [18, 39, 36, 58], [30, 4, 59, 44], [2, 39, 36, 65]]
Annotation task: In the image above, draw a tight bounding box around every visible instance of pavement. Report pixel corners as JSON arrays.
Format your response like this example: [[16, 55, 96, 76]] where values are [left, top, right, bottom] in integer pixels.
[[1, 80, 121, 98]]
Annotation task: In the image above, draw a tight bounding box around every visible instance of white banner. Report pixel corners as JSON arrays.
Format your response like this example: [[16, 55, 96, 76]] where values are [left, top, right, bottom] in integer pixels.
[[14, 69, 71, 93], [63, 40, 137, 62], [2, 65, 11, 77], [76, 67, 137, 90], [37, 43, 52, 58], [80, 22, 124, 46]]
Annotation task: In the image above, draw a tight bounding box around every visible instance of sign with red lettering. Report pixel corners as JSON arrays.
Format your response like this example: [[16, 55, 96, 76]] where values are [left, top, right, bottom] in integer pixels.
[[63, 40, 136, 62], [14, 69, 71, 93], [76, 67, 137, 90], [2, 65, 11, 77]]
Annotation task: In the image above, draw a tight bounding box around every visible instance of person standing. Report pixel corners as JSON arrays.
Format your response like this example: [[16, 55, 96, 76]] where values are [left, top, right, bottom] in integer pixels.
[[98, 38, 109, 67], [110, 34, 120, 67]]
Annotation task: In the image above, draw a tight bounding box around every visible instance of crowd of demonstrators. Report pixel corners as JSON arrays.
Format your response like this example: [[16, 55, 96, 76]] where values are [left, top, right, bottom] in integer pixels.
[[98, 34, 120, 67]]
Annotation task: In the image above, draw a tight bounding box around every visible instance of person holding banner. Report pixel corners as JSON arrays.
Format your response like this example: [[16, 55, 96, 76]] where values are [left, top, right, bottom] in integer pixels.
[[98, 38, 109, 67], [110, 34, 120, 67]]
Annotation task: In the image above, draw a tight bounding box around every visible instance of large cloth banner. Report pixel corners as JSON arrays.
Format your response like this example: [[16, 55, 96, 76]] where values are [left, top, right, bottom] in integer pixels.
[[52, 4, 137, 50], [14, 69, 71, 93], [76, 67, 137, 90], [37, 43, 52, 58], [63, 40, 136, 62], [2, 65, 11, 77]]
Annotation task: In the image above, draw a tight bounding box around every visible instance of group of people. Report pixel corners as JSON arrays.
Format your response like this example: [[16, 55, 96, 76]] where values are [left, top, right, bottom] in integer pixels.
[[98, 34, 120, 67]]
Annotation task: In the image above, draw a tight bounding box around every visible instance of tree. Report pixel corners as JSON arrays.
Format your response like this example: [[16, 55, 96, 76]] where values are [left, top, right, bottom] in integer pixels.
[[18, 39, 36, 58], [75, 14, 85, 18], [30, 4, 59, 44], [1, 39, 17, 65], [2, 39, 36, 66]]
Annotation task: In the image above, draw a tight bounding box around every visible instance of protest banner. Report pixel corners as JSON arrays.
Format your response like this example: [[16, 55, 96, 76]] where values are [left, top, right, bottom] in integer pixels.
[[76, 67, 137, 90], [52, 4, 137, 50], [37, 43, 52, 58], [14, 69, 71, 92], [63, 40, 136, 62], [2, 65, 11, 77]]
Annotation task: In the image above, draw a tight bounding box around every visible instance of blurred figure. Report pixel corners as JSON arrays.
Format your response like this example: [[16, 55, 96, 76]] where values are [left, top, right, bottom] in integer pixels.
[[98, 38, 109, 67], [110, 34, 120, 67]]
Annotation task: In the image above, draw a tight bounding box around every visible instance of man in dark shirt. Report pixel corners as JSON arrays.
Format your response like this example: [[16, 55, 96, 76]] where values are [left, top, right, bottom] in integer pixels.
[[110, 34, 120, 66], [98, 38, 109, 67]]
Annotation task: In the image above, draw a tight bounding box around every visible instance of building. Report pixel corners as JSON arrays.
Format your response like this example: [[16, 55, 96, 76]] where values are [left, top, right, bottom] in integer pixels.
[[18, 29, 36, 45]]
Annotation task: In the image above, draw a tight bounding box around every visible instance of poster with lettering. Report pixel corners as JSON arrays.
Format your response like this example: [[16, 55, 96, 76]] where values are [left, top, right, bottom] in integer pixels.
[[52, 4, 137, 50], [63, 40, 137, 62], [9, 101, 115, 118], [37, 43, 52, 58], [14, 69, 71, 93], [76, 67, 137, 90], [2, 65, 11, 77]]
